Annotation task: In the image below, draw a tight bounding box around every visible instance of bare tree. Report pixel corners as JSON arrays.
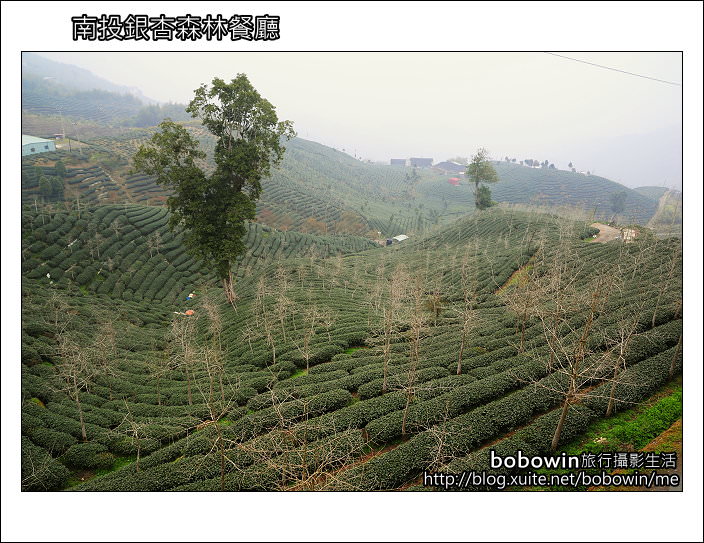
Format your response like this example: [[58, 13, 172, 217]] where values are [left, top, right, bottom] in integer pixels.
[[295, 304, 322, 372], [146, 231, 162, 258], [501, 267, 540, 354], [529, 237, 615, 450], [109, 217, 123, 238], [401, 275, 427, 437], [379, 265, 409, 393], [114, 402, 150, 472], [167, 313, 198, 406], [241, 324, 257, 354], [54, 333, 101, 442], [602, 302, 645, 417], [273, 291, 293, 341], [455, 256, 479, 375], [424, 291, 444, 327], [228, 396, 368, 491], [93, 318, 117, 400], [194, 291, 242, 491]]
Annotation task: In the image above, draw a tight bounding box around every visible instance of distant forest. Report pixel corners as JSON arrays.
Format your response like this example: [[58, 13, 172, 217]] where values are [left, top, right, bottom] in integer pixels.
[[22, 75, 190, 127]]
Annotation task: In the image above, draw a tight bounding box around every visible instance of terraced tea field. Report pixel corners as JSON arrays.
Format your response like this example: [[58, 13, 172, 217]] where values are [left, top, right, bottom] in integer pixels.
[[21, 204, 379, 305], [490, 163, 658, 225], [21, 209, 682, 491], [21, 131, 662, 246]]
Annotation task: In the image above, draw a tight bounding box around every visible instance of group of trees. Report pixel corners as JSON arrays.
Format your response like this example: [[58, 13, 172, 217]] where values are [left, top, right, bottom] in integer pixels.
[[523, 158, 555, 169], [127, 103, 191, 128], [499, 225, 681, 450], [35, 162, 66, 202]]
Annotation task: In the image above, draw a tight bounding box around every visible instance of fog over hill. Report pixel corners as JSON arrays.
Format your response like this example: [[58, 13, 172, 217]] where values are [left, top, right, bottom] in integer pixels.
[[34, 52, 682, 190], [22, 53, 158, 104]]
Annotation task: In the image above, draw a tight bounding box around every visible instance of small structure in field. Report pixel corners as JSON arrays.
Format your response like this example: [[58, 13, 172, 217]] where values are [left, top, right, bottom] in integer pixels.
[[434, 161, 466, 174], [409, 157, 433, 168], [621, 228, 638, 243], [22, 135, 56, 156], [392, 234, 409, 243]]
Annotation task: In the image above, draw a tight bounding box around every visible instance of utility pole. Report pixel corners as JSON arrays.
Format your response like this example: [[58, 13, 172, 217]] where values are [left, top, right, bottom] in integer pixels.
[[73, 122, 83, 156], [58, 106, 66, 139]]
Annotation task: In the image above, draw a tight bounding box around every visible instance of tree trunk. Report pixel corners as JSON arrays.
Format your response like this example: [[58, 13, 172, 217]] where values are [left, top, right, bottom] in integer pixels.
[[551, 396, 571, 451], [72, 376, 87, 442], [606, 369, 619, 417], [222, 265, 238, 311], [186, 370, 192, 406], [401, 393, 412, 436], [651, 289, 664, 329], [382, 345, 390, 392], [136, 441, 141, 472], [456, 331, 465, 375], [216, 424, 225, 491]]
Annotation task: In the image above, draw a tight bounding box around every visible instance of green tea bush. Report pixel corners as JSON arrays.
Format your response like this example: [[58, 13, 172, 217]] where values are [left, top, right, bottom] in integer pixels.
[[21, 437, 71, 491], [61, 442, 115, 470]]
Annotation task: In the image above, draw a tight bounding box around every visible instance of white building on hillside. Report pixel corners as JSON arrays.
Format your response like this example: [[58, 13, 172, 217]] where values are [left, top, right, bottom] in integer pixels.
[[22, 135, 56, 156]]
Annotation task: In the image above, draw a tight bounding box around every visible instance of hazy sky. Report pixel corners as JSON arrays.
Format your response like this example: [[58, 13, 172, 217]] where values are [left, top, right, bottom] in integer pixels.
[[37, 51, 683, 188]]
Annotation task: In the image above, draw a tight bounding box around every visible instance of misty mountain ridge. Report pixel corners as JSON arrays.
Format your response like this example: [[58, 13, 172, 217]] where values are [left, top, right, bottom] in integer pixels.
[[22, 53, 158, 104]]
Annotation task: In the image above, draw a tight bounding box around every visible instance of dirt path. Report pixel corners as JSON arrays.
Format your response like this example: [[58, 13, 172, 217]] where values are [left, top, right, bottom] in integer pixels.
[[590, 222, 620, 243]]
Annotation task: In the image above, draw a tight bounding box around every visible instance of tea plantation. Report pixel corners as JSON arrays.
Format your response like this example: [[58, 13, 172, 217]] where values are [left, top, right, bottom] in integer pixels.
[[20, 207, 682, 491], [22, 131, 661, 240]]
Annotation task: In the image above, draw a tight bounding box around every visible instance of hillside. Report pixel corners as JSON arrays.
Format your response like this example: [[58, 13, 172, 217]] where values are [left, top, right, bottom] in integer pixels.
[[22, 74, 147, 126], [633, 186, 669, 201], [22, 53, 157, 102], [22, 129, 661, 250], [21, 204, 378, 305], [21, 208, 682, 491], [22, 54, 190, 128], [646, 189, 682, 237], [21, 136, 464, 238], [490, 163, 658, 224]]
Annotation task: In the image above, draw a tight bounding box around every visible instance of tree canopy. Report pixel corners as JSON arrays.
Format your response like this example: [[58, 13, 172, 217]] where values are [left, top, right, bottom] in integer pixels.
[[134, 74, 295, 305], [466, 148, 499, 210]]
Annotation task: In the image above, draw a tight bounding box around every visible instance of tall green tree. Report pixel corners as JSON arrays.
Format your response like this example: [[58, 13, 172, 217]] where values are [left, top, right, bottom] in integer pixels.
[[475, 185, 495, 209], [466, 148, 499, 210], [38, 175, 52, 201], [54, 160, 66, 178], [134, 74, 295, 306], [50, 176, 64, 199]]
